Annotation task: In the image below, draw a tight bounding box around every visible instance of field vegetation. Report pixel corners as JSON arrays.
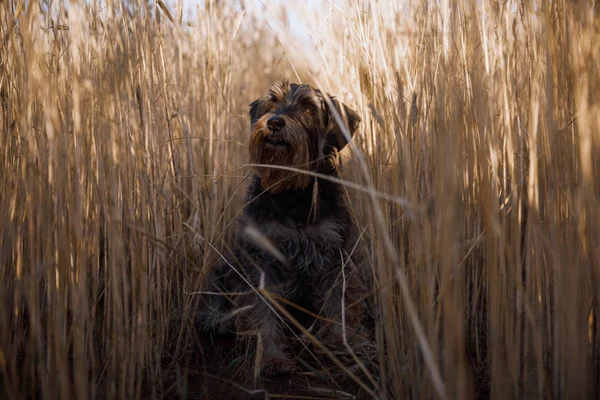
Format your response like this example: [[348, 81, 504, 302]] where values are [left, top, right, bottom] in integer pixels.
[[1, 0, 599, 398]]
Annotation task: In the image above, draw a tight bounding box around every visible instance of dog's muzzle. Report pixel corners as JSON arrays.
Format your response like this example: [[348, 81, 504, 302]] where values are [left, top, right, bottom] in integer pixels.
[[267, 115, 286, 132], [264, 116, 288, 146]]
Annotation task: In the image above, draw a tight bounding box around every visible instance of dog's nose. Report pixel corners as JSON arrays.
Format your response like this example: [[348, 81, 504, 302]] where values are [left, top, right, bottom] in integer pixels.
[[267, 116, 286, 132]]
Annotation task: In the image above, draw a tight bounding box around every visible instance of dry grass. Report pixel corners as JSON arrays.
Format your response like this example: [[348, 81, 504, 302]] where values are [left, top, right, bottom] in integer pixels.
[[1, 0, 599, 399]]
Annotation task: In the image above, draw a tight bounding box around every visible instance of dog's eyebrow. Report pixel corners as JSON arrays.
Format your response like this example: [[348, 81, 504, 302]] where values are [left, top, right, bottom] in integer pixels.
[[289, 85, 310, 100], [289, 85, 320, 107]]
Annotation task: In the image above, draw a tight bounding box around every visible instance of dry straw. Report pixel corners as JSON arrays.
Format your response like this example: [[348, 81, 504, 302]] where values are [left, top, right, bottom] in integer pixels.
[[0, 0, 598, 399]]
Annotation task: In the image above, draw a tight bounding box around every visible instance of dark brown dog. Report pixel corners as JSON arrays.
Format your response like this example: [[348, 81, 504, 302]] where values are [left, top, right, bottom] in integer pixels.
[[197, 80, 370, 376]]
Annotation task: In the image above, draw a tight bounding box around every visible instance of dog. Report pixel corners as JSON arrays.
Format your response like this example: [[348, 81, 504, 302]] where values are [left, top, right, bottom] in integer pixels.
[[197, 80, 370, 376]]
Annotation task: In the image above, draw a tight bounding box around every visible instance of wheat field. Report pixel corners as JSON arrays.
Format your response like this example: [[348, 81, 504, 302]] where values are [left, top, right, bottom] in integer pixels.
[[1, 0, 599, 399]]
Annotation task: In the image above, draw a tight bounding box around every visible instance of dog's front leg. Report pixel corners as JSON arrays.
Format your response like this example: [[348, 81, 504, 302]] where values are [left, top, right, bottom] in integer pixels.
[[227, 249, 297, 376], [239, 290, 296, 376], [313, 265, 369, 349]]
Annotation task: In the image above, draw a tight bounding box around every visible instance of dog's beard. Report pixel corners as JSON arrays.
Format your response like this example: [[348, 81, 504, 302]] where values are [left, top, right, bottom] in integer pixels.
[[249, 117, 312, 193]]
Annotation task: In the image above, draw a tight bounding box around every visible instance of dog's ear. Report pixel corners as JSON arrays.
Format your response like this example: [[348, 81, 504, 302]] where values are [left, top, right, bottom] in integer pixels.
[[324, 97, 361, 151], [249, 99, 261, 123]]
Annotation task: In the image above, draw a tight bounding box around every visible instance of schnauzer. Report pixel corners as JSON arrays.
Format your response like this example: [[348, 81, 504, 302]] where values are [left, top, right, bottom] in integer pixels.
[[197, 80, 370, 375]]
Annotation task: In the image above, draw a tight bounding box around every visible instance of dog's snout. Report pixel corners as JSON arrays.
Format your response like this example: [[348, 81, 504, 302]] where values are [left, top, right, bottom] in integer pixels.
[[267, 116, 286, 132]]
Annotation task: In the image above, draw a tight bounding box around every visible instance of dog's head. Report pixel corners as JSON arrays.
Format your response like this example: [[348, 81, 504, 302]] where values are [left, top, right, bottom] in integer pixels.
[[248, 80, 361, 193]]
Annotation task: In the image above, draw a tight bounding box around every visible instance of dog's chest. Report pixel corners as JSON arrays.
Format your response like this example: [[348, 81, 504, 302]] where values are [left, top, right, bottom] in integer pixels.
[[249, 187, 330, 224]]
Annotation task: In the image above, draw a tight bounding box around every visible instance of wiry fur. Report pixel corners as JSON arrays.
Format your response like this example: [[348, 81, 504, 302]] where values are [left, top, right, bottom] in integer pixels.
[[197, 81, 370, 376]]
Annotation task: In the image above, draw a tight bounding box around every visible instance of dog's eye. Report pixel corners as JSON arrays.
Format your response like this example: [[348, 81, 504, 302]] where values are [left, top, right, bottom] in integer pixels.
[[303, 107, 313, 116]]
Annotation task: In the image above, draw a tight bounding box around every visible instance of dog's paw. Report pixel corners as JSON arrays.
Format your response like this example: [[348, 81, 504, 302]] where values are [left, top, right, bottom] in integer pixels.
[[262, 356, 297, 376]]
